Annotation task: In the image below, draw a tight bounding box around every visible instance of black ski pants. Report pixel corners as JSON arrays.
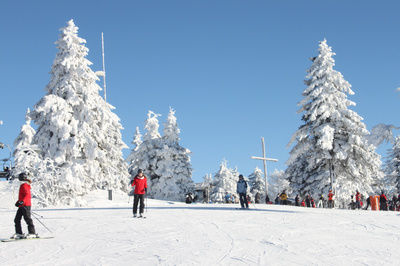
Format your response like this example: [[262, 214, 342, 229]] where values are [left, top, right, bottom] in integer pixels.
[[239, 193, 248, 208], [133, 194, 145, 214], [14, 206, 35, 234]]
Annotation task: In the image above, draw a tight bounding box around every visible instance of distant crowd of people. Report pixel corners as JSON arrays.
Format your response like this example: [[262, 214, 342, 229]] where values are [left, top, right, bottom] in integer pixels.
[[272, 189, 400, 211]]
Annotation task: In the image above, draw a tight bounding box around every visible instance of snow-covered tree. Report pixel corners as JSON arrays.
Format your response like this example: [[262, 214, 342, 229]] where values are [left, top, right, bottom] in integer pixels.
[[384, 136, 400, 193], [268, 170, 292, 199], [151, 108, 193, 201], [210, 160, 238, 202], [248, 167, 265, 199], [13, 108, 39, 176], [202, 173, 213, 188], [128, 109, 193, 201], [366, 124, 399, 147], [30, 20, 128, 206], [128, 111, 163, 191], [126, 127, 142, 165], [286, 39, 383, 204]]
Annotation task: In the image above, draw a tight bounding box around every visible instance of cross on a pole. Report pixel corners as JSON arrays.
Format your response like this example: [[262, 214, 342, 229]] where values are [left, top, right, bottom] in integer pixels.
[[251, 137, 278, 197]]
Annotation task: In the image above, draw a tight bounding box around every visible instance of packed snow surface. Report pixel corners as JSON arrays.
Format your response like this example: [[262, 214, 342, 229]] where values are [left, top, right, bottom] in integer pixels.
[[0, 182, 399, 266]]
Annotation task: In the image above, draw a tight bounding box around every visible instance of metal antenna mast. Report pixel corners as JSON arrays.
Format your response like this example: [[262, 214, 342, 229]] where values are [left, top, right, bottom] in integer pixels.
[[101, 32, 107, 102]]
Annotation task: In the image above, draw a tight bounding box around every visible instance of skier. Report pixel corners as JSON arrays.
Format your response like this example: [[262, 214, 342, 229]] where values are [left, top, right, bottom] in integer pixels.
[[255, 192, 261, 204], [274, 195, 280, 204], [236, 175, 249, 209], [305, 195, 311, 207], [12, 172, 37, 239], [311, 197, 316, 208], [391, 195, 398, 211], [246, 194, 251, 204], [185, 193, 193, 204], [379, 191, 388, 211], [265, 194, 270, 204], [295, 195, 300, 206], [224, 192, 232, 203], [301, 199, 306, 207], [130, 169, 148, 217], [317, 194, 324, 208], [355, 190, 361, 209], [279, 190, 288, 205], [364, 195, 371, 210], [328, 189, 334, 208]]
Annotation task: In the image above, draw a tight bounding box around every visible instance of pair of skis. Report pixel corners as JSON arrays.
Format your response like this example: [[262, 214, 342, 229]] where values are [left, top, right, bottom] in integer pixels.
[[1, 236, 54, 242]]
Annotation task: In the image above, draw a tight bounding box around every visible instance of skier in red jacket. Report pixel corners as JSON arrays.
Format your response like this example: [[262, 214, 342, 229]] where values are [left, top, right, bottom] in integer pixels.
[[328, 190, 334, 208], [12, 173, 36, 239], [355, 190, 361, 209], [130, 169, 148, 218]]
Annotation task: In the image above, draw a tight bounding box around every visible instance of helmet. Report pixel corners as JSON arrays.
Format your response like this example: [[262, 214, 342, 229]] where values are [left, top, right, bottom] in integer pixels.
[[137, 169, 143, 174], [18, 173, 28, 181]]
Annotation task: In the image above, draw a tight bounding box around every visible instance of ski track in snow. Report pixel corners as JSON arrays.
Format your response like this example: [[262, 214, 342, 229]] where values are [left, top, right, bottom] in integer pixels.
[[1, 188, 400, 265]]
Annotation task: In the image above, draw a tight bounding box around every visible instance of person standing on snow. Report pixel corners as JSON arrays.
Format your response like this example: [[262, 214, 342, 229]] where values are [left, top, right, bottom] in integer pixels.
[[12, 173, 37, 239], [379, 191, 388, 211], [236, 175, 249, 209], [130, 169, 148, 217], [295, 195, 300, 206], [265, 194, 270, 204], [355, 190, 361, 209], [279, 190, 288, 205], [305, 195, 311, 207], [317, 194, 324, 208], [328, 189, 334, 208]]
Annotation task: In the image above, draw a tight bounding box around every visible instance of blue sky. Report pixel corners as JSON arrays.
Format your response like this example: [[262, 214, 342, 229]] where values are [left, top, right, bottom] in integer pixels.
[[0, 1, 399, 182]]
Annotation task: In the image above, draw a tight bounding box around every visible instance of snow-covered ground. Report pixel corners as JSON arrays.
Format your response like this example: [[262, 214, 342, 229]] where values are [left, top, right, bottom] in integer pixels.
[[0, 182, 399, 266]]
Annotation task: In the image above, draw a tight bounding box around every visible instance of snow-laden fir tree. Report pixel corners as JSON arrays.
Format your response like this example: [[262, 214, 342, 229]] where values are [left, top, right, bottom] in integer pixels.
[[128, 109, 193, 201], [151, 108, 193, 201], [13, 108, 39, 176], [268, 169, 292, 199], [285, 39, 383, 204], [30, 20, 128, 206], [210, 160, 239, 203], [384, 136, 400, 194], [202, 173, 213, 188], [12, 109, 62, 206], [126, 127, 142, 167], [248, 167, 265, 199], [127, 111, 163, 195]]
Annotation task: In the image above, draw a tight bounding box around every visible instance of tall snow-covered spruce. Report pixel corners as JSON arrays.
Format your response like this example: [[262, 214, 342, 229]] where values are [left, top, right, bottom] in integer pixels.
[[128, 109, 193, 201], [285, 39, 383, 204], [127, 111, 162, 193], [384, 136, 400, 193], [30, 20, 128, 206]]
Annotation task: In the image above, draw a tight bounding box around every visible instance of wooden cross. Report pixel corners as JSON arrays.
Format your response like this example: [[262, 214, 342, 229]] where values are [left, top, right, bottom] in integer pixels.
[[251, 137, 278, 197]]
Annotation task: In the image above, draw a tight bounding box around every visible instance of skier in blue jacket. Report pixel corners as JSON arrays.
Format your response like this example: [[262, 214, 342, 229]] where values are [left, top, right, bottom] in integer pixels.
[[236, 175, 249, 209]]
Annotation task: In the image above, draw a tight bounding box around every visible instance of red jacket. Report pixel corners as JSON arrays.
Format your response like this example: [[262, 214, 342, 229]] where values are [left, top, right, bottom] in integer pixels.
[[328, 192, 334, 201], [131, 175, 148, 195], [301, 201, 306, 207], [18, 183, 31, 207], [355, 192, 361, 202]]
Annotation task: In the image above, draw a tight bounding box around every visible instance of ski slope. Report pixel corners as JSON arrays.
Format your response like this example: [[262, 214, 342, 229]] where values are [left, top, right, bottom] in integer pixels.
[[0, 183, 399, 266]]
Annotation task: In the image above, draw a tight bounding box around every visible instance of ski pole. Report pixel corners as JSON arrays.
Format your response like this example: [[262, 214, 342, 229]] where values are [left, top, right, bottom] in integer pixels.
[[145, 194, 148, 213], [31, 212, 53, 233], [31, 211, 44, 219]]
